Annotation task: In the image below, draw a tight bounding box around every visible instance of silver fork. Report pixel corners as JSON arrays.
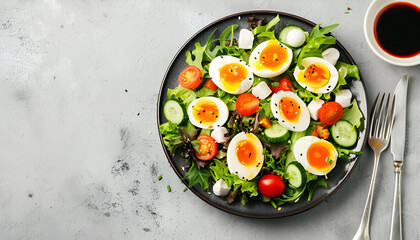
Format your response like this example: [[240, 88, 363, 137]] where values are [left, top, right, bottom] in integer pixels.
[[353, 93, 395, 240]]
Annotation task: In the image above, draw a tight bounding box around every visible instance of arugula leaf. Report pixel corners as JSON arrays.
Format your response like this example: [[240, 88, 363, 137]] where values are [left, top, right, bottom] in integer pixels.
[[220, 24, 239, 48], [217, 89, 237, 111], [341, 99, 364, 130], [252, 15, 280, 35], [310, 24, 339, 38], [186, 42, 207, 75], [337, 148, 362, 159], [297, 23, 338, 69], [182, 162, 212, 190], [203, 29, 221, 62], [257, 31, 277, 41], [307, 178, 327, 201], [335, 61, 360, 80]]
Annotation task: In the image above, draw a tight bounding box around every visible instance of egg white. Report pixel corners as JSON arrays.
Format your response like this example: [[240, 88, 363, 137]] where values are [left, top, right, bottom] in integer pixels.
[[187, 97, 229, 129], [293, 57, 339, 94], [270, 91, 310, 132], [227, 132, 264, 181], [208, 55, 253, 95], [249, 40, 293, 78], [293, 136, 338, 176]]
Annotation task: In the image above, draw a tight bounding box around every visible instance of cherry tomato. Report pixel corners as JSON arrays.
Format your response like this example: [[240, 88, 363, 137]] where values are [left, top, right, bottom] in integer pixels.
[[318, 102, 343, 125], [236, 93, 260, 116], [259, 117, 272, 128], [203, 79, 218, 91], [178, 66, 202, 89], [269, 77, 295, 93], [194, 134, 217, 161], [258, 174, 285, 198]]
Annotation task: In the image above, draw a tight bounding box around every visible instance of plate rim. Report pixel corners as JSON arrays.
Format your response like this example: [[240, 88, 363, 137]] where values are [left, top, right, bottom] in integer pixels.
[[156, 10, 368, 219]]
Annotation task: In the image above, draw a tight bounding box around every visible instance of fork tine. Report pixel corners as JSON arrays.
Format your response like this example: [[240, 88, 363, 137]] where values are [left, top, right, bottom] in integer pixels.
[[374, 93, 386, 138], [369, 93, 381, 138], [380, 93, 391, 139]]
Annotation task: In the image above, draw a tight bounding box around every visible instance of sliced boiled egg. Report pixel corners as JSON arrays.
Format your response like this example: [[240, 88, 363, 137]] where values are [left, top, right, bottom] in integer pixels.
[[187, 97, 229, 129], [227, 132, 264, 181], [249, 40, 293, 78], [293, 136, 338, 176], [208, 55, 253, 94], [270, 91, 310, 132], [293, 57, 339, 94]]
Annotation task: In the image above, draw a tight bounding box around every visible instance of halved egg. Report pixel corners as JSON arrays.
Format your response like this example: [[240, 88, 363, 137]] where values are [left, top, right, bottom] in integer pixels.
[[227, 132, 264, 181], [293, 136, 338, 176], [187, 97, 229, 129], [270, 91, 310, 131], [293, 57, 339, 94], [249, 40, 293, 78], [208, 55, 253, 94]]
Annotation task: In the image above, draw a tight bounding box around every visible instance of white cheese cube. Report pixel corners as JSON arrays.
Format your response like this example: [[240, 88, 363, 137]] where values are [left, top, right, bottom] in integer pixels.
[[308, 99, 325, 120], [213, 179, 231, 196], [252, 82, 272, 100], [238, 29, 254, 49], [335, 89, 352, 108], [211, 127, 229, 143], [322, 48, 340, 66]]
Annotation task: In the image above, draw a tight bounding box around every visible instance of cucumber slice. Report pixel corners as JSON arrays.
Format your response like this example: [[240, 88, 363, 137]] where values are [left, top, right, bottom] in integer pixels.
[[330, 120, 358, 147], [264, 122, 290, 143], [286, 161, 307, 189], [279, 25, 304, 44], [163, 99, 187, 125]]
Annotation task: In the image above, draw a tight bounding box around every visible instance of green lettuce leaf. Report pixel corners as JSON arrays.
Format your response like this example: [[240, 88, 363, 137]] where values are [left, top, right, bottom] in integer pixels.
[[196, 87, 216, 97], [209, 159, 234, 187], [335, 61, 360, 80], [341, 99, 364, 129], [182, 162, 212, 190], [233, 175, 259, 197], [167, 85, 197, 107]]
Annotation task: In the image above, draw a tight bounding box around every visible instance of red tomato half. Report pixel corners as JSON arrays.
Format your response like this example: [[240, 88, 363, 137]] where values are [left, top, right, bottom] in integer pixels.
[[194, 134, 217, 161], [318, 102, 343, 125], [236, 93, 260, 116], [269, 77, 295, 93], [258, 174, 285, 198], [178, 66, 202, 89]]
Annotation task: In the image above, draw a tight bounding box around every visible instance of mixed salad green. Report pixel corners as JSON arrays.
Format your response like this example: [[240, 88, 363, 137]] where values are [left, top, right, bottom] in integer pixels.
[[160, 15, 364, 208]]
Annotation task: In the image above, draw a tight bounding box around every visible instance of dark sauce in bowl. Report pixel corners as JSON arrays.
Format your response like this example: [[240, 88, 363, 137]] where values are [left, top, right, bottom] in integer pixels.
[[374, 1, 420, 58]]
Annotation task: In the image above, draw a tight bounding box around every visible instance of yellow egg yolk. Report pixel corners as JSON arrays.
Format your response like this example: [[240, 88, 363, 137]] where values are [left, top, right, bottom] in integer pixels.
[[219, 63, 248, 92], [192, 99, 219, 126], [256, 40, 288, 70], [298, 62, 330, 89], [279, 96, 301, 123], [236, 139, 258, 167], [307, 141, 335, 172]]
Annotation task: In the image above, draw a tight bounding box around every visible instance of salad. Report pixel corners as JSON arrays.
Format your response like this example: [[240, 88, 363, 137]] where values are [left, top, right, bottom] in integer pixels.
[[160, 15, 364, 208]]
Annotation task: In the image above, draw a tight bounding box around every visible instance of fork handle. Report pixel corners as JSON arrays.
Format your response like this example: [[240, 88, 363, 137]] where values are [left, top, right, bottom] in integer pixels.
[[390, 161, 403, 240], [353, 153, 381, 240]]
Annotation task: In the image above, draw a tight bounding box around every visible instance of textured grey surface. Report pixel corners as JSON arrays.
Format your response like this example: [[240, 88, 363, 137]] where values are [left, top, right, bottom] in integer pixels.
[[0, 0, 419, 239]]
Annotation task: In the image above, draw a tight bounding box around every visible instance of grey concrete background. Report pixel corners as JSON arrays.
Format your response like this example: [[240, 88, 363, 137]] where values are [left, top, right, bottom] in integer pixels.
[[0, 0, 419, 239]]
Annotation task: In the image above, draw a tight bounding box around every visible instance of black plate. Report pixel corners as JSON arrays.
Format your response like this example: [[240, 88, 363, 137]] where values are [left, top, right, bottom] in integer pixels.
[[157, 11, 368, 218]]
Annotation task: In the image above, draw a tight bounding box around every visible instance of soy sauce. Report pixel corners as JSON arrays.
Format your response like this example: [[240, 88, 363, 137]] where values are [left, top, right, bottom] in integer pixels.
[[374, 2, 420, 58]]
